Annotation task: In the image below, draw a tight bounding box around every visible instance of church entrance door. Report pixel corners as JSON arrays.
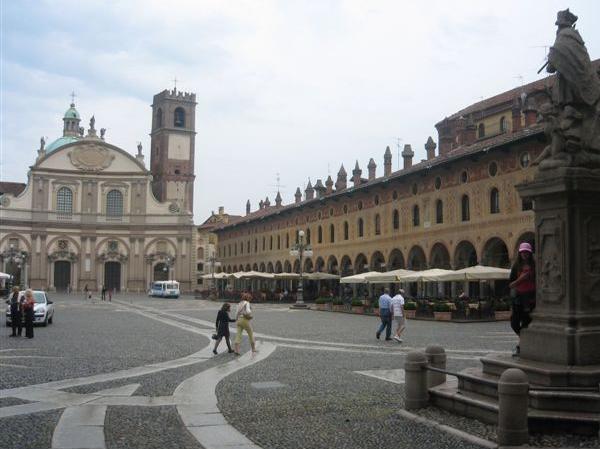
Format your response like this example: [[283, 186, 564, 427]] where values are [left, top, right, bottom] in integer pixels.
[[104, 262, 121, 292], [54, 261, 71, 292], [153, 263, 168, 281]]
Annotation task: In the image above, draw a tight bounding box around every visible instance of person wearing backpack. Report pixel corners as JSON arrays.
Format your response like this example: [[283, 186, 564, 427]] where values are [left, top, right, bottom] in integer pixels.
[[233, 292, 256, 355]]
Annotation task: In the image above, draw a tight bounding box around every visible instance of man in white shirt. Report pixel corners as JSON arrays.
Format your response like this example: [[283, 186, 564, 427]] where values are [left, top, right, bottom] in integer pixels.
[[391, 289, 405, 343]]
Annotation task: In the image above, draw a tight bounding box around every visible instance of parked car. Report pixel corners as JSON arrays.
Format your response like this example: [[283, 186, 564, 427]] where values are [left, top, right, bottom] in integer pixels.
[[149, 281, 180, 298], [5, 290, 55, 327]]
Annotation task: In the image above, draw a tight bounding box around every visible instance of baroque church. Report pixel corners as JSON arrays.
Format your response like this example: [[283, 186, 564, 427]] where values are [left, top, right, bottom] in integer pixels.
[[0, 88, 197, 292]]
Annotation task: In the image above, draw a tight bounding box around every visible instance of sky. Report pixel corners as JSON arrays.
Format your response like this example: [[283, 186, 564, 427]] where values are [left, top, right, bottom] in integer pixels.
[[1, 0, 599, 223]]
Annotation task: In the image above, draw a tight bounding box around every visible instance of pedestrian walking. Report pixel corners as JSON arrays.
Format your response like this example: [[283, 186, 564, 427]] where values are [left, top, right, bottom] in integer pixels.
[[376, 287, 393, 341], [83, 284, 89, 300], [22, 289, 35, 339], [101, 285, 107, 301], [391, 289, 405, 343], [108, 289, 112, 302], [233, 292, 256, 355], [508, 242, 536, 357], [8, 286, 22, 337], [213, 303, 236, 354]]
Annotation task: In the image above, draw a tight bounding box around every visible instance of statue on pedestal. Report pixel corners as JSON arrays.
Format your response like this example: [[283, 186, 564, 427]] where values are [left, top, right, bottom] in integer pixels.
[[534, 9, 600, 170]]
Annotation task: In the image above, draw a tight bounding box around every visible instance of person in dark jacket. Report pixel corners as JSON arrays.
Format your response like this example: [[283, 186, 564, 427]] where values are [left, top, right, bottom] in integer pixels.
[[22, 289, 35, 339], [8, 286, 22, 337], [213, 303, 236, 354]]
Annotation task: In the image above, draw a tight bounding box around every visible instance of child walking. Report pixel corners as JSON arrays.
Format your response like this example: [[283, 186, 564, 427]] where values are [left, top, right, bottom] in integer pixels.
[[213, 303, 236, 354]]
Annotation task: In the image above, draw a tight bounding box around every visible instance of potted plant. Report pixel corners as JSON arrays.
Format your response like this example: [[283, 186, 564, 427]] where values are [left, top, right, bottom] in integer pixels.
[[433, 302, 452, 321], [372, 302, 379, 316], [351, 298, 365, 314], [403, 301, 417, 319], [332, 297, 345, 312], [494, 300, 511, 321]]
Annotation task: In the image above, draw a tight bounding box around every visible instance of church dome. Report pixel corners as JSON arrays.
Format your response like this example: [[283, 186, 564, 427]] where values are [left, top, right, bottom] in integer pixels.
[[64, 103, 80, 119], [45, 136, 81, 153]]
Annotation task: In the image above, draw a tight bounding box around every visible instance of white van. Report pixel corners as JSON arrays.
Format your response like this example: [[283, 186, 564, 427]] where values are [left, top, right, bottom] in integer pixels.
[[149, 281, 180, 298]]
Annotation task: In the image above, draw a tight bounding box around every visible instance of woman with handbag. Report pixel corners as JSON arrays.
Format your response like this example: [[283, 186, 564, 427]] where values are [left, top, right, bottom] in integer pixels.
[[213, 303, 236, 354], [8, 286, 22, 337], [508, 242, 536, 357], [233, 292, 256, 355]]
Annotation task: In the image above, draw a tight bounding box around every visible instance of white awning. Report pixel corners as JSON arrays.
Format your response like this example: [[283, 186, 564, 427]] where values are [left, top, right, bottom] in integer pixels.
[[435, 265, 511, 281], [363, 269, 416, 283], [394, 268, 456, 282], [340, 271, 381, 284]]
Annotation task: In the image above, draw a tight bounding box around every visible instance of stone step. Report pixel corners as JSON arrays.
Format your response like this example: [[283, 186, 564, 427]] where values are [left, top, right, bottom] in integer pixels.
[[429, 381, 600, 436]]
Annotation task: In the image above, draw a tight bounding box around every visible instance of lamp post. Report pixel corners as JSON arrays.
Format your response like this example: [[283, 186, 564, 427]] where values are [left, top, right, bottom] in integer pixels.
[[289, 230, 312, 309], [3, 244, 28, 287], [164, 255, 174, 280]]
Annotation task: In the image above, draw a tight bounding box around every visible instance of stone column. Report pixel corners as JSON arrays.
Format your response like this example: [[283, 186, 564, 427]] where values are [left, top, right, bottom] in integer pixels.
[[425, 345, 446, 388], [497, 368, 529, 446], [404, 351, 428, 409], [517, 169, 600, 371]]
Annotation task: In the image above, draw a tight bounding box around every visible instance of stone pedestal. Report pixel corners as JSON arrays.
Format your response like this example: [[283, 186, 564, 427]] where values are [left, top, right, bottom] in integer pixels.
[[516, 168, 600, 384]]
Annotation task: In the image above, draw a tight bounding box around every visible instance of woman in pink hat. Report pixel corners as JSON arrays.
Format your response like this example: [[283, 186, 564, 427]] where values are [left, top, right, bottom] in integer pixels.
[[508, 242, 536, 357]]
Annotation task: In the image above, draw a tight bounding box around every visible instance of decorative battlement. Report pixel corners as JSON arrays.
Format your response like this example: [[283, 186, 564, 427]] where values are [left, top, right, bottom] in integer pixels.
[[153, 89, 196, 104]]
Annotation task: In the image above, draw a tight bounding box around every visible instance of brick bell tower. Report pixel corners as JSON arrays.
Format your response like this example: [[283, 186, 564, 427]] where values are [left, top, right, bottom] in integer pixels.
[[150, 88, 197, 214]]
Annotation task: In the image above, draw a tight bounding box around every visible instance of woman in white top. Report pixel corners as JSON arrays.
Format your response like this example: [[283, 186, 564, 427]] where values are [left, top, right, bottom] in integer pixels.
[[234, 292, 257, 354]]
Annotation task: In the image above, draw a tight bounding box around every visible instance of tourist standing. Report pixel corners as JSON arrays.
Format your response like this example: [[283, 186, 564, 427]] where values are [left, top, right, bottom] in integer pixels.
[[83, 284, 89, 300], [233, 292, 256, 355], [508, 242, 536, 357], [101, 285, 107, 301], [213, 303, 236, 354], [22, 289, 35, 339], [391, 289, 405, 343], [376, 288, 393, 341], [8, 287, 22, 337]]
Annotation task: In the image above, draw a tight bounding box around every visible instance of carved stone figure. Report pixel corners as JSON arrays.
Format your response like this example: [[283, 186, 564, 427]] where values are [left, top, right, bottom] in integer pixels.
[[89, 115, 96, 131], [137, 142, 143, 155], [100, 128, 106, 139], [40, 137, 45, 151], [79, 127, 85, 137], [534, 9, 600, 170]]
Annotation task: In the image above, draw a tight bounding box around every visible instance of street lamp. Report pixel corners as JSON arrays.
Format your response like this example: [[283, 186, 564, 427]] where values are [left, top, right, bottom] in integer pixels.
[[289, 229, 313, 309], [163, 255, 174, 280]]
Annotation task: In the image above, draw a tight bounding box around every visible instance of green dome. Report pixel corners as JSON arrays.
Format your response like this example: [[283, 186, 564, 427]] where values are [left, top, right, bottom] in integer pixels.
[[64, 103, 80, 120], [45, 136, 80, 153]]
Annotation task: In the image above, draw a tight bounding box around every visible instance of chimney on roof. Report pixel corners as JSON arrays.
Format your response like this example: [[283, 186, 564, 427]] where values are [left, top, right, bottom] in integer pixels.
[[383, 146, 392, 176], [335, 164, 347, 191], [436, 119, 453, 156], [402, 144, 414, 169], [314, 179, 326, 198], [295, 187, 302, 203], [523, 98, 538, 127], [264, 196, 270, 207], [425, 136, 437, 160], [367, 158, 376, 180], [246, 200, 251, 215], [275, 191, 282, 207], [464, 114, 477, 145], [512, 97, 523, 133], [218, 206, 224, 215], [325, 175, 334, 194], [352, 161, 362, 187], [305, 180, 314, 200]]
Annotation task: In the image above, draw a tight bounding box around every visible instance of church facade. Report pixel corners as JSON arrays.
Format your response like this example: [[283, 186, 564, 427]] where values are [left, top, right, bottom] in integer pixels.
[[0, 89, 197, 292]]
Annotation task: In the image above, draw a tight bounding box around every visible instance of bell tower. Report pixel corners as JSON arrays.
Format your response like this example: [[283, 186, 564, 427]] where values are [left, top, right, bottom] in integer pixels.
[[150, 88, 197, 213]]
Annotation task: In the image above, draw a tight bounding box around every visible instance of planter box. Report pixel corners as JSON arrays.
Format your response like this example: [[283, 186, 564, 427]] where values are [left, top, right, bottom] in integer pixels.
[[314, 303, 326, 311], [404, 310, 416, 319], [434, 311, 452, 321], [494, 311, 511, 321], [332, 305, 345, 312], [352, 306, 365, 314]]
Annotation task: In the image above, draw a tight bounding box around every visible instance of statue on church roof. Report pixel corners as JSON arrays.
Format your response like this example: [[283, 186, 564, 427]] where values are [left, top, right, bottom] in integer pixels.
[[137, 142, 143, 155], [40, 136, 45, 152], [89, 115, 96, 131], [100, 128, 106, 140], [79, 126, 85, 137]]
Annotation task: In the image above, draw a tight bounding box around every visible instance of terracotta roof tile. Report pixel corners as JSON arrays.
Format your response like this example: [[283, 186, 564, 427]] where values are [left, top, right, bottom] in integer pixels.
[[0, 182, 26, 196]]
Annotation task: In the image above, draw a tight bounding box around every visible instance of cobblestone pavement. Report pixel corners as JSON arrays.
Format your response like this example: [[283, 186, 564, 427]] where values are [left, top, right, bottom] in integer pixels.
[[0, 293, 596, 449]]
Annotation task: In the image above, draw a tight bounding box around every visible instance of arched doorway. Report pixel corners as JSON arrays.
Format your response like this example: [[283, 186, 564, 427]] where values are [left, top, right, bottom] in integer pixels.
[[454, 241, 478, 269], [154, 263, 168, 281], [370, 251, 386, 272], [54, 261, 71, 291], [407, 246, 427, 270], [482, 237, 510, 297], [327, 256, 339, 274], [354, 253, 368, 274], [314, 257, 325, 273], [105, 262, 121, 291], [4, 261, 22, 286], [430, 243, 451, 269], [387, 249, 405, 270], [340, 255, 352, 276]]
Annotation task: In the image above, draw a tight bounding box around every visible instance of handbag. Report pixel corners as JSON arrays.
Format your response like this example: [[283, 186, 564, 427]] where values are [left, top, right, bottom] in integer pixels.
[[211, 333, 218, 340], [243, 313, 253, 320]]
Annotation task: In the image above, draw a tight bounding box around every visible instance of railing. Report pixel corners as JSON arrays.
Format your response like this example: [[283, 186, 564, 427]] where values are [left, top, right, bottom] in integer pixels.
[[1, 209, 192, 226]]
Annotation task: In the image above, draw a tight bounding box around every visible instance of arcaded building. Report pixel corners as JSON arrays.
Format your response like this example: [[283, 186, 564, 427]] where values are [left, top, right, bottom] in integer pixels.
[[0, 88, 197, 292], [212, 75, 562, 292]]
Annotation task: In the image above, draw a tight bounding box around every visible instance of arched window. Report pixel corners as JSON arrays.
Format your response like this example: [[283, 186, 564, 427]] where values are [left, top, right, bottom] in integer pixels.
[[490, 188, 500, 214], [240, 242, 243, 255], [106, 189, 123, 218], [306, 228, 311, 245], [254, 239, 258, 252], [174, 107, 185, 127], [412, 205, 420, 227], [234, 244, 237, 256], [393, 209, 400, 230], [57, 187, 73, 217], [156, 108, 163, 128], [499, 116, 507, 133], [277, 235, 281, 250], [374, 214, 381, 235], [197, 247, 204, 259], [329, 224, 335, 243], [358, 218, 364, 237], [228, 244, 231, 257], [286, 233, 289, 248], [270, 236, 273, 250], [461, 195, 470, 221], [478, 123, 485, 138], [262, 236, 266, 250], [247, 240, 250, 253], [318, 226, 323, 243], [344, 221, 349, 240], [436, 199, 443, 224]]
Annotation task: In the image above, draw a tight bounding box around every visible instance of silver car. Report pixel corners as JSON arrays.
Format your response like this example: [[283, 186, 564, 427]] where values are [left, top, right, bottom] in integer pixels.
[[6, 290, 55, 327]]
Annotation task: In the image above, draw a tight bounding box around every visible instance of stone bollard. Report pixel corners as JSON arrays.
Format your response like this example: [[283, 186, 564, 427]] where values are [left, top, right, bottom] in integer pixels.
[[425, 345, 446, 388], [404, 351, 428, 409], [497, 368, 529, 446]]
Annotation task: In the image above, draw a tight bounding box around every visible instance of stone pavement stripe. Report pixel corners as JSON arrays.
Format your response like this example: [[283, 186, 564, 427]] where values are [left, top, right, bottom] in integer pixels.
[[174, 341, 277, 449], [396, 409, 498, 449], [52, 406, 108, 449], [0, 401, 63, 418], [355, 368, 406, 384]]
